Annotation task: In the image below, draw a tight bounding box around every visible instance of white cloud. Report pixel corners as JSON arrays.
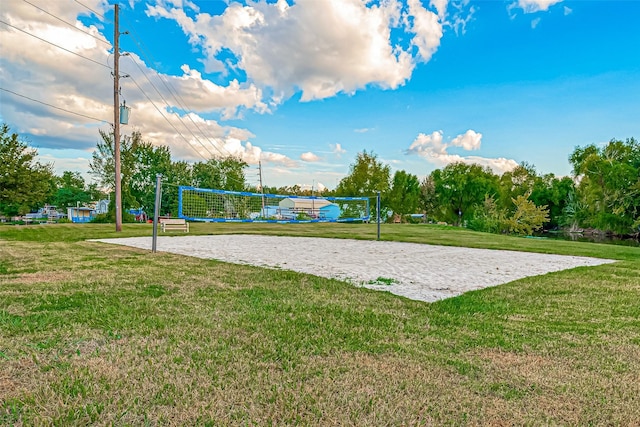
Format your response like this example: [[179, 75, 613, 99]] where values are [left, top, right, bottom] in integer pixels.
[[233, 141, 298, 167], [448, 0, 475, 35], [300, 152, 321, 162], [531, 17, 541, 29], [407, 130, 447, 156], [407, 0, 443, 63], [171, 65, 269, 118], [147, 0, 452, 102], [330, 143, 347, 157], [36, 153, 92, 180], [354, 128, 373, 133], [430, 0, 448, 19], [564, 6, 572, 15], [1, 0, 485, 188], [513, 0, 563, 14], [295, 181, 327, 192], [406, 130, 518, 174], [0, 0, 289, 171], [450, 129, 482, 150]]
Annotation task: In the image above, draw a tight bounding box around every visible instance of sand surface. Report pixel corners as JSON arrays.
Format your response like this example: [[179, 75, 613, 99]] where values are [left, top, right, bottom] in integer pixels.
[[94, 235, 615, 303]]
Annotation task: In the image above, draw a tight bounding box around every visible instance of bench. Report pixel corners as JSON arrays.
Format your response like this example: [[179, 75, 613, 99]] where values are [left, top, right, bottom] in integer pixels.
[[159, 218, 189, 233]]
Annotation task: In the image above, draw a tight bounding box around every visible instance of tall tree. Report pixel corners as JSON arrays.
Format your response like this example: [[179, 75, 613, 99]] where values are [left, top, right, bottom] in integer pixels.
[[336, 151, 390, 196], [529, 174, 574, 229], [388, 170, 421, 217], [163, 160, 193, 217], [129, 141, 173, 213], [89, 129, 138, 210], [0, 124, 55, 216], [419, 175, 439, 221], [336, 151, 391, 219], [218, 157, 248, 191], [192, 156, 247, 192], [498, 162, 538, 211], [569, 138, 640, 233], [430, 162, 500, 225], [52, 171, 91, 208], [499, 163, 574, 229]]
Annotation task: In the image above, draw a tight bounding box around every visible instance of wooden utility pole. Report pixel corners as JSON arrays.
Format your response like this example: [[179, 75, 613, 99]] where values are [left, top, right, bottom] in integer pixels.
[[113, 4, 122, 232]]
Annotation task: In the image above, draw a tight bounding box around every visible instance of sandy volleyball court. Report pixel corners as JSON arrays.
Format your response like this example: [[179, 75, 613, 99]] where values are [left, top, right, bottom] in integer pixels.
[[94, 235, 615, 302]]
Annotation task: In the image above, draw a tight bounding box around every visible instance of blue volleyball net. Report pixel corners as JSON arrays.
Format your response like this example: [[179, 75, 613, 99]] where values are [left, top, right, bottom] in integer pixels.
[[178, 186, 370, 223]]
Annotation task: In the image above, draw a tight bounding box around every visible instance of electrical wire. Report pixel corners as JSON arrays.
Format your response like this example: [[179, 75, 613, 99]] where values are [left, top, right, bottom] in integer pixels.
[[73, 0, 105, 19], [125, 57, 251, 188], [0, 20, 111, 70], [121, 15, 236, 159], [128, 75, 209, 161], [120, 19, 250, 187], [0, 87, 112, 124], [22, 0, 111, 46], [125, 56, 224, 160], [2, 2, 251, 188]]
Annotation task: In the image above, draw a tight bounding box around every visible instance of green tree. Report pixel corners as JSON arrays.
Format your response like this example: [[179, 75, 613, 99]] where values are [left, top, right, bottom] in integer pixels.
[[569, 138, 640, 233], [89, 130, 138, 210], [505, 195, 550, 236], [218, 157, 248, 191], [336, 151, 390, 219], [430, 162, 500, 225], [163, 160, 192, 216], [192, 156, 247, 192], [561, 189, 588, 231], [86, 183, 108, 201], [499, 164, 574, 230], [498, 163, 538, 211], [89, 130, 140, 222], [388, 170, 421, 219], [468, 195, 508, 234], [129, 141, 173, 214], [529, 174, 574, 229], [0, 124, 55, 216], [470, 194, 549, 236], [52, 171, 92, 208], [419, 175, 439, 221], [336, 151, 390, 196]]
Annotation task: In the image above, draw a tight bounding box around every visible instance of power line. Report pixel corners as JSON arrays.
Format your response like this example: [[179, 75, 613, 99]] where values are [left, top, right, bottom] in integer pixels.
[[119, 27, 250, 187], [74, 0, 105, 19], [129, 73, 251, 191], [125, 56, 223, 160], [22, 0, 111, 46], [0, 19, 111, 70], [127, 72, 251, 188], [128, 75, 209, 161], [0, 87, 112, 124], [121, 22, 236, 159]]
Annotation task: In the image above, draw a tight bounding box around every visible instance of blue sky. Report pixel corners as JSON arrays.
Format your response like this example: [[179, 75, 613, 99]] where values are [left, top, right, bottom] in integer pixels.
[[1, 0, 638, 191]]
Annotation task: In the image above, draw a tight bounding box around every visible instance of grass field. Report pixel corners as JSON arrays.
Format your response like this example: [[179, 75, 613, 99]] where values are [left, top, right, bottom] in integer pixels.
[[1, 223, 639, 425]]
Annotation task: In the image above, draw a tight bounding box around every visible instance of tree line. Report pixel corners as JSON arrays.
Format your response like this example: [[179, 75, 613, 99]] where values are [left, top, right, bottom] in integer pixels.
[[0, 126, 248, 221], [1, 124, 638, 236], [333, 143, 639, 236]]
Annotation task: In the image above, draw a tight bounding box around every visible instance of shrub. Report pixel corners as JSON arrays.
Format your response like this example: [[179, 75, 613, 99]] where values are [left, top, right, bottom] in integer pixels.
[[505, 195, 550, 236], [90, 211, 136, 224], [468, 196, 508, 234]]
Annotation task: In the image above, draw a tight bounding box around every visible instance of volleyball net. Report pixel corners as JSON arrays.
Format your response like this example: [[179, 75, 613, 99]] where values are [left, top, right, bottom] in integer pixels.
[[178, 186, 370, 223]]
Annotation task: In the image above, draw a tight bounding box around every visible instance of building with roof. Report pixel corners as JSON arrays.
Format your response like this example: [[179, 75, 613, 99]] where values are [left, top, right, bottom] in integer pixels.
[[278, 198, 334, 219], [67, 206, 95, 223]]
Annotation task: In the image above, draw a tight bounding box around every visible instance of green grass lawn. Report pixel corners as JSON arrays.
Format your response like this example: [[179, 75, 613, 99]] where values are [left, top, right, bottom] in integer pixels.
[[1, 223, 639, 425]]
